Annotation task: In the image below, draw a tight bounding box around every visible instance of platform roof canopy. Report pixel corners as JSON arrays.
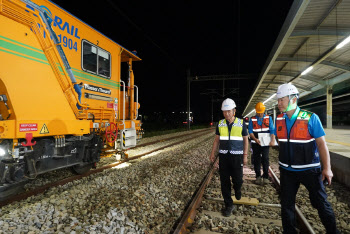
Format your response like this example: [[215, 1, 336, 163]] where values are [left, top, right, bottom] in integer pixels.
[[243, 0, 350, 117]]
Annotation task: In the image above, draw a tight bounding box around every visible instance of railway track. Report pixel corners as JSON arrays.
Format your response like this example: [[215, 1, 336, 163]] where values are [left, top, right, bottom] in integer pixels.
[[175, 147, 350, 233], [132, 128, 214, 149], [1, 131, 348, 233], [0, 128, 214, 207], [174, 158, 315, 233], [0, 128, 216, 233]]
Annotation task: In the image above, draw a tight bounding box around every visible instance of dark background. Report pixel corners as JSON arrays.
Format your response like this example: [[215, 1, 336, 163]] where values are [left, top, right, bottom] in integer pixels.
[[50, 0, 293, 125]]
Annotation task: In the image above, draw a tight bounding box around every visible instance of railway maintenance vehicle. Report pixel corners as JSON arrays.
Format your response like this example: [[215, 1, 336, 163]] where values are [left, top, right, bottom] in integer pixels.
[[0, 0, 142, 198]]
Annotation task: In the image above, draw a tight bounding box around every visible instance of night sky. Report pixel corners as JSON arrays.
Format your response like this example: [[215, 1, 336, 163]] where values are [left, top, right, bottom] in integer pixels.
[[50, 0, 293, 123]]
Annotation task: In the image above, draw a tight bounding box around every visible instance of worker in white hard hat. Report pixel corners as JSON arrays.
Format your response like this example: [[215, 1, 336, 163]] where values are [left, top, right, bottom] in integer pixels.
[[248, 102, 275, 185], [274, 83, 339, 234], [209, 98, 249, 217]]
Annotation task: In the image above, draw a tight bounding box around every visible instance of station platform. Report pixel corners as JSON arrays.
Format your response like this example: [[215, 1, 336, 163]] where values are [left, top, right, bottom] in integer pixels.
[[324, 127, 350, 187], [325, 127, 350, 158]]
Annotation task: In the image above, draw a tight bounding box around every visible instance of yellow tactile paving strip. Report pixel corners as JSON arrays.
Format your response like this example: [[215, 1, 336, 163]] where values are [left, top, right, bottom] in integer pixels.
[[326, 139, 350, 147]]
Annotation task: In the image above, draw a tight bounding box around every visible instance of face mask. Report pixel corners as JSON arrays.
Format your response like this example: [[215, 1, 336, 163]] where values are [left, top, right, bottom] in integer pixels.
[[284, 96, 297, 112]]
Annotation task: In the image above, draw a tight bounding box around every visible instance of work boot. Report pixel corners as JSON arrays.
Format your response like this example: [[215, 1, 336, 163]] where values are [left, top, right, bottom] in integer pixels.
[[255, 177, 262, 185], [235, 189, 242, 200], [263, 178, 269, 185], [222, 205, 234, 217]]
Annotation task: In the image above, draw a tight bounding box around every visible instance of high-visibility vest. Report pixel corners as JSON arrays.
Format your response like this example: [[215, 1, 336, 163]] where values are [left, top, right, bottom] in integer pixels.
[[276, 109, 320, 169], [218, 118, 243, 155], [251, 115, 270, 143]]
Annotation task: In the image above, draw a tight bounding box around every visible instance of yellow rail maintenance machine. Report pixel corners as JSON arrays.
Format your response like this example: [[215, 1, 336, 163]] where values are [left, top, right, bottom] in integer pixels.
[[0, 0, 142, 198]]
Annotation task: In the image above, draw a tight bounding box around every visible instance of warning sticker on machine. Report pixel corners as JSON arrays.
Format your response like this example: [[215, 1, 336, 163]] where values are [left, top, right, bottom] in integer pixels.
[[19, 123, 38, 132], [40, 124, 49, 134]]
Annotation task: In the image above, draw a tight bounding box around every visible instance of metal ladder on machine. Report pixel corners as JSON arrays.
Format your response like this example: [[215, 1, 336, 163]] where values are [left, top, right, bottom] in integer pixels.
[[0, 0, 115, 122]]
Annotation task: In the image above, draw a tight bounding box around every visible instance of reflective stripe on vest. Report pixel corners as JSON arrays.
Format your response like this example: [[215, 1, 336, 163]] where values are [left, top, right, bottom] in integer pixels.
[[276, 109, 320, 169], [219, 150, 228, 154], [279, 161, 320, 168], [291, 162, 321, 168], [253, 128, 269, 132], [278, 138, 315, 143], [290, 139, 315, 143], [219, 136, 244, 141], [252, 116, 269, 129], [252, 115, 270, 139], [278, 161, 289, 167], [218, 118, 243, 155]]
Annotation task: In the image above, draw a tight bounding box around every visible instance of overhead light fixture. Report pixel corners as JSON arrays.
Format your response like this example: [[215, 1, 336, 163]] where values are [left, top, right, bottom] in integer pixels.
[[336, 35, 350, 49], [263, 93, 276, 104], [301, 66, 313, 76], [244, 109, 256, 118]]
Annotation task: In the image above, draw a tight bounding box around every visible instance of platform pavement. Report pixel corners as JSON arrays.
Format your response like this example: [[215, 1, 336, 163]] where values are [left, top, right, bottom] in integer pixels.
[[324, 127, 350, 187], [324, 127, 350, 157]]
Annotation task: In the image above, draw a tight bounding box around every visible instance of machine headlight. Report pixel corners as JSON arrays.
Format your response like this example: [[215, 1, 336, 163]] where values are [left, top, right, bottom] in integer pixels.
[[0, 148, 6, 156]]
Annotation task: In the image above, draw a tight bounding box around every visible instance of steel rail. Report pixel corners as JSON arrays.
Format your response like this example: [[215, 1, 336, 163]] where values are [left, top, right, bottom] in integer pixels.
[[173, 157, 218, 233], [102, 127, 214, 156], [173, 163, 316, 233], [268, 166, 315, 234], [133, 128, 213, 149]]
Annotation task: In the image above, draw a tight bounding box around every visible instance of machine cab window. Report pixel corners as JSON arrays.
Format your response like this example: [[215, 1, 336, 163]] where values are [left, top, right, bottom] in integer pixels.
[[82, 40, 111, 78]]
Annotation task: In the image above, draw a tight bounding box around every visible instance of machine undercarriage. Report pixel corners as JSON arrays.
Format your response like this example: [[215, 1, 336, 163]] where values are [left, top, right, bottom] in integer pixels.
[[0, 134, 103, 200]]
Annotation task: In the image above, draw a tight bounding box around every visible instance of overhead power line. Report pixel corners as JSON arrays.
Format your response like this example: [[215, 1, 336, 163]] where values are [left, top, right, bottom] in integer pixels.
[[105, 0, 180, 67]]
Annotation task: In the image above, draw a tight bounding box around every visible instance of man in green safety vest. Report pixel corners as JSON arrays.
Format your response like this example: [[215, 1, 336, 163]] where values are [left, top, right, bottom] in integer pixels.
[[209, 98, 249, 217]]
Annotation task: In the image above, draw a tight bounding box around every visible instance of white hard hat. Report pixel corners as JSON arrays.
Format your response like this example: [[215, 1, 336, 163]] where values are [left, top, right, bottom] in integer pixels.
[[221, 98, 236, 110], [276, 83, 299, 99]]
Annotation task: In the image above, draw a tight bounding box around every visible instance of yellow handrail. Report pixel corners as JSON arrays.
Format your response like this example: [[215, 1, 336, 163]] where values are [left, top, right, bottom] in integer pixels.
[[0, 0, 115, 121]]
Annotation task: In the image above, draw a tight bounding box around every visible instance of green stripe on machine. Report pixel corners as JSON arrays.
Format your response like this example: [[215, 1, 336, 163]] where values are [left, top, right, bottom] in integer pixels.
[[0, 35, 120, 90], [0, 35, 43, 52], [0, 38, 47, 61], [0, 48, 49, 65]]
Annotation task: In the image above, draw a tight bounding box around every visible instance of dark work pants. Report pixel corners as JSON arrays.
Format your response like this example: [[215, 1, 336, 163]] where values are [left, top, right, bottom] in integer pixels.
[[280, 168, 339, 234], [252, 143, 269, 178], [250, 141, 254, 165], [219, 153, 243, 207]]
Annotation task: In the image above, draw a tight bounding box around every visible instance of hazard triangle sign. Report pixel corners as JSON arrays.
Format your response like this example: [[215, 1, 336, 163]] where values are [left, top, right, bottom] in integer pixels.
[[40, 124, 49, 134]]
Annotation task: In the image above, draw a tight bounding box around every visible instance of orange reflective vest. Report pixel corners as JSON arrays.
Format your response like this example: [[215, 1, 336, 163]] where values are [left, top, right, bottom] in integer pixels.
[[251, 115, 270, 144], [276, 109, 320, 169]]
